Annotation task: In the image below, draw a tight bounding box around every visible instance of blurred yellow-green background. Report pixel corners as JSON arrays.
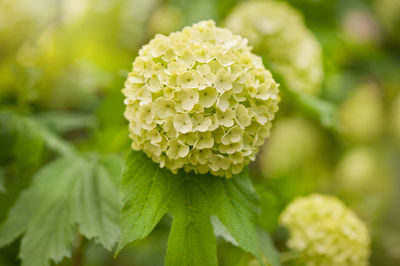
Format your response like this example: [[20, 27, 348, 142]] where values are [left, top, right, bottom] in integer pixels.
[[0, 0, 399, 265]]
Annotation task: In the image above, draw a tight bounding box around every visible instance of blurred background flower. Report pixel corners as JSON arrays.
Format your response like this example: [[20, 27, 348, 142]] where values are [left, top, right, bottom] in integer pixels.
[[280, 194, 370, 266], [224, 1, 324, 95]]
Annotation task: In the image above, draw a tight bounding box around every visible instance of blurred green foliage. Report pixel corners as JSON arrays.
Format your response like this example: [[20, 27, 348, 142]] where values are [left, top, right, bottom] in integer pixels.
[[0, 0, 399, 265]]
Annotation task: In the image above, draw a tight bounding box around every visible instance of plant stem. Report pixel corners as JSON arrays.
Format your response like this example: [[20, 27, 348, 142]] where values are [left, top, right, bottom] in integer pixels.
[[72, 236, 86, 266]]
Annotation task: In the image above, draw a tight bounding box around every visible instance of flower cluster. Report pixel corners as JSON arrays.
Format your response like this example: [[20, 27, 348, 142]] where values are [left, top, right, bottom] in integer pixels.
[[280, 194, 370, 266], [224, 1, 323, 95], [123, 20, 280, 178]]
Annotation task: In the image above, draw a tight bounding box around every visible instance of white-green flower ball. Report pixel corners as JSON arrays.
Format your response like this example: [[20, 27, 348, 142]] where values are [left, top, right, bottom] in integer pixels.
[[280, 194, 370, 266], [123, 20, 280, 178], [224, 1, 323, 95]]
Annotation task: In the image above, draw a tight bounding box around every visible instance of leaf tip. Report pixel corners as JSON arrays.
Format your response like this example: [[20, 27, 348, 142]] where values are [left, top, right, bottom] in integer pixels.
[[113, 239, 127, 258]]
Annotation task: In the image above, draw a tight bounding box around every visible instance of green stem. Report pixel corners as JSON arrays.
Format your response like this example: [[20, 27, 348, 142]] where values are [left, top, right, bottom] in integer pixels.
[[72, 237, 86, 266]]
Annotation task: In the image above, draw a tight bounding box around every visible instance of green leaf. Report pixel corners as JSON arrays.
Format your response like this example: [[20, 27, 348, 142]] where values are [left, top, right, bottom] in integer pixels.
[[166, 178, 217, 266], [71, 154, 122, 250], [0, 111, 75, 169], [213, 174, 264, 264], [38, 124, 76, 156], [20, 203, 75, 266], [118, 150, 269, 265], [258, 228, 281, 266], [35, 111, 97, 134], [0, 153, 122, 266], [211, 216, 238, 246], [116, 151, 179, 254], [12, 113, 45, 169]]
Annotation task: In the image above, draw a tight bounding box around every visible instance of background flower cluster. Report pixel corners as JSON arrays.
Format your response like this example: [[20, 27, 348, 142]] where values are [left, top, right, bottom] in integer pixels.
[[224, 1, 323, 95], [280, 194, 370, 266]]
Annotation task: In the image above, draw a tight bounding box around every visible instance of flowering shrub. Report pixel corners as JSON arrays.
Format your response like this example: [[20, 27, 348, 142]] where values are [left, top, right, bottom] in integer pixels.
[[224, 1, 323, 95], [123, 20, 280, 178], [280, 194, 370, 266], [2, 0, 398, 265]]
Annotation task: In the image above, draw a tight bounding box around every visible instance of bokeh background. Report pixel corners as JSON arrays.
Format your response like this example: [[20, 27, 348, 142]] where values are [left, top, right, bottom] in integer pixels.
[[0, 0, 399, 265]]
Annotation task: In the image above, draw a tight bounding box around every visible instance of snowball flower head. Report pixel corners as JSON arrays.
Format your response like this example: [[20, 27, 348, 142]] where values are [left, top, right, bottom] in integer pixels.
[[123, 20, 280, 178], [280, 194, 370, 266], [224, 1, 323, 95]]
